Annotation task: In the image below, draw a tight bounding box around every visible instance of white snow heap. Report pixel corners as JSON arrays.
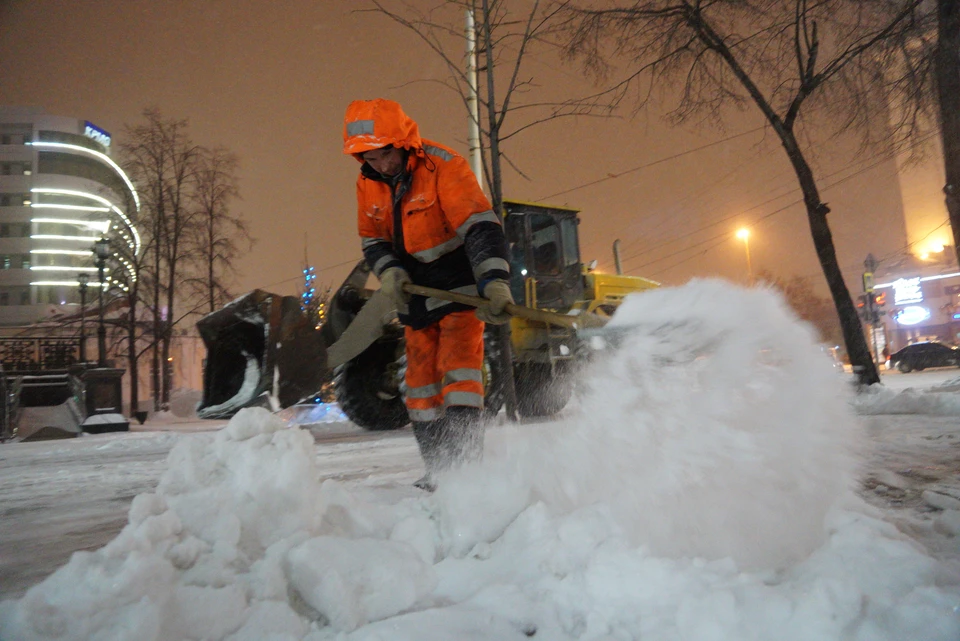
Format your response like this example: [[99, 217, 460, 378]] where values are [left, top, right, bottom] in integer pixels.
[[853, 374, 960, 414], [1, 280, 958, 640], [437, 279, 859, 568]]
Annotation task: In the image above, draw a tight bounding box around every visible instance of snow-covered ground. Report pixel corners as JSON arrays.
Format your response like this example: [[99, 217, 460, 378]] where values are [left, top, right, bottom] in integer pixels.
[[0, 280, 958, 640]]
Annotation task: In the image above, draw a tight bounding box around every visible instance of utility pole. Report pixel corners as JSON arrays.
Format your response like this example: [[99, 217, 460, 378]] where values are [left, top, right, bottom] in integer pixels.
[[465, 8, 482, 184], [474, 1, 518, 421]]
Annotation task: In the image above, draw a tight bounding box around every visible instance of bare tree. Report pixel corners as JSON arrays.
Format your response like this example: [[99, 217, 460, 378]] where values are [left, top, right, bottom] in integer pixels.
[[103, 184, 158, 417], [561, 0, 934, 385], [188, 146, 252, 314], [120, 108, 201, 409]]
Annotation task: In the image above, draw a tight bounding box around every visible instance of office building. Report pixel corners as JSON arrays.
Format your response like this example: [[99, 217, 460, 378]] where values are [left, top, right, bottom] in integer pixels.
[[0, 107, 139, 326]]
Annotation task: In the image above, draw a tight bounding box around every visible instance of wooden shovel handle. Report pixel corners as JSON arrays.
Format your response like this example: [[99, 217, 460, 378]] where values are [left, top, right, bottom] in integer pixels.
[[403, 283, 594, 329]]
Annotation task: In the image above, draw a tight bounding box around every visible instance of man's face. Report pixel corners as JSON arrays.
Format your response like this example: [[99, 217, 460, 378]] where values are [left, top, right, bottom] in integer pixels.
[[361, 146, 405, 177]]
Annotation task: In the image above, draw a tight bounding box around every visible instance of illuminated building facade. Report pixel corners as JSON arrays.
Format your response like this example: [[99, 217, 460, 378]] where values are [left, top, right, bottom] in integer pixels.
[[873, 253, 960, 352], [0, 107, 139, 326], [861, 135, 960, 354]]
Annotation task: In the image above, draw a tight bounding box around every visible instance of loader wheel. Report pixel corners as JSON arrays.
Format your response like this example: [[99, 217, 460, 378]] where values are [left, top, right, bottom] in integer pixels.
[[514, 362, 574, 418], [334, 338, 409, 431]]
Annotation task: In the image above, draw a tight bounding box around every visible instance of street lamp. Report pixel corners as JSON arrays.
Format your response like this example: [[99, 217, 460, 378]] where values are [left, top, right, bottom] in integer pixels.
[[93, 237, 110, 367], [736, 227, 753, 284], [77, 273, 89, 363]]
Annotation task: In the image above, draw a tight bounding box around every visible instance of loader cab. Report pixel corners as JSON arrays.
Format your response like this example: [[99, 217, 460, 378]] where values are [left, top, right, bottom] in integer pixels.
[[503, 200, 584, 310]]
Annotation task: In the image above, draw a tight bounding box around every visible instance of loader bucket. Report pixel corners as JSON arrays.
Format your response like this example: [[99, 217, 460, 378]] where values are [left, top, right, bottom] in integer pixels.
[[196, 290, 327, 418]]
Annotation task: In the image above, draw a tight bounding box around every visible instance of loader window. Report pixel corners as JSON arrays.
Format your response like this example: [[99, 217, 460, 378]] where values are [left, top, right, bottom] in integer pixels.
[[560, 217, 580, 267], [535, 242, 559, 273], [529, 213, 561, 275]]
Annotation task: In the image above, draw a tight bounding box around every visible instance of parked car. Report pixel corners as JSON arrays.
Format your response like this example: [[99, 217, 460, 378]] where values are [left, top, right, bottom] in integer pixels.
[[888, 342, 960, 373]]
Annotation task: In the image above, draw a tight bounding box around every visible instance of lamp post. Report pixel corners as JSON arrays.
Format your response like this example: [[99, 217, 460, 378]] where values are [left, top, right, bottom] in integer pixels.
[[77, 273, 89, 363], [93, 238, 110, 367], [736, 227, 753, 284]]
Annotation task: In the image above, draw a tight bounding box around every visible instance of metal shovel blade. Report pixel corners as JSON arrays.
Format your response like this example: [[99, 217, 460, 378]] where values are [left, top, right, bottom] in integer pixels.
[[325, 289, 398, 369]]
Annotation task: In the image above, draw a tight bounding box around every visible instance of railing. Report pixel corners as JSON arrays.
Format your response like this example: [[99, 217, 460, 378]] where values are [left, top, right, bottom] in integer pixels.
[[0, 338, 82, 372]]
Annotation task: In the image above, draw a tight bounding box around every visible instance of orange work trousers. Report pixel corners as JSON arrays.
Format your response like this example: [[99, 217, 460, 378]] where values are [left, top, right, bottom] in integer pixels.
[[404, 310, 485, 422]]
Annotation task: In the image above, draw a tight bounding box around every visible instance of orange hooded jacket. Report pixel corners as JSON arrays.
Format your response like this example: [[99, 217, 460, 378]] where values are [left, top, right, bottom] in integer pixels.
[[343, 99, 510, 329]]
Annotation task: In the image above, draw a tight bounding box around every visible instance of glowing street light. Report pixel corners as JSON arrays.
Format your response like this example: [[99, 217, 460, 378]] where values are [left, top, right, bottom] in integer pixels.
[[736, 227, 753, 283]]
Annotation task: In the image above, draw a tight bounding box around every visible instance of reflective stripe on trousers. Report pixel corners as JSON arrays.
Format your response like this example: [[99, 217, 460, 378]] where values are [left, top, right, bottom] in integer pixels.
[[404, 310, 485, 418]]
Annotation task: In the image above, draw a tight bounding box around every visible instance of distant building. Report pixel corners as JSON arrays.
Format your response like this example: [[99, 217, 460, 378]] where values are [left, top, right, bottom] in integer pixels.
[[872, 250, 960, 352], [0, 107, 139, 326]]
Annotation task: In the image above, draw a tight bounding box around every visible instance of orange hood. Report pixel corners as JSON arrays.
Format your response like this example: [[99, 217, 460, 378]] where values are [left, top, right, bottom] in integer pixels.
[[343, 99, 422, 160]]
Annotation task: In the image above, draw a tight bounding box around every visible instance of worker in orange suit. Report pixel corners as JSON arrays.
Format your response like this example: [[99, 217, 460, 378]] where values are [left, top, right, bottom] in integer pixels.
[[343, 98, 514, 491]]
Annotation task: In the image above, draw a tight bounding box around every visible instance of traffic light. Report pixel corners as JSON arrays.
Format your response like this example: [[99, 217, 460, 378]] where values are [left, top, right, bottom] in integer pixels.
[[857, 293, 870, 321], [873, 292, 886, 320], [857, 292, 885, 323]]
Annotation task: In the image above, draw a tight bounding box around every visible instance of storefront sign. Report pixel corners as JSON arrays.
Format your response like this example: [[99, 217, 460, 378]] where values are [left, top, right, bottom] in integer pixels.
[[895, 305, 931, 326], [83, 122, 111, 148], [892, 277, 923, 305]]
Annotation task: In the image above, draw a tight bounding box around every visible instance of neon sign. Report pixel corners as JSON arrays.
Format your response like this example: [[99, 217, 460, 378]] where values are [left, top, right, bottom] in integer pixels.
[[83, 122, 111, 148], [892, 277, 923, 305], [895, 306, 931, 326]]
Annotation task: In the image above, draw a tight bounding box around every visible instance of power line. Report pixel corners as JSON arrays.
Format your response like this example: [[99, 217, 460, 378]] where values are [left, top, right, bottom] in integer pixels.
[[618, 130, 938, 267], [537, 126, 767, 202], [625, 134, 939, 276], [579, 147, 782, 260]]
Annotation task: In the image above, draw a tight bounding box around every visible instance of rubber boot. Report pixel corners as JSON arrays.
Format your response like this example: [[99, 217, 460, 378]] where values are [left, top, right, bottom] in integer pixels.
[[442, 406, 484, 467], [412, 420, 444, 491], [411, 408, 484, 491]]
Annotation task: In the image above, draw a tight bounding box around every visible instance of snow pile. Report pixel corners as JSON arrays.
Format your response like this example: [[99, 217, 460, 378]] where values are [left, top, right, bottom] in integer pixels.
[[2, 280, 958, 640], [438, 280, 857, 569], [854, 375, 960, 415]]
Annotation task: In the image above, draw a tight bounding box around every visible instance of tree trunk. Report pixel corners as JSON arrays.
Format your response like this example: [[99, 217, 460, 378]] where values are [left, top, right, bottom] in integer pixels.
[[208, 244, 215, 313], [152, 282, 161, 411], [780, 131, 880, 385], [151, 327, 160, 411], [480, 0, 519, 421], [127, 304, 139, 418], [163, 267, 177, 405], [161, 324, 171, 408], [937, 0, 960, 266]]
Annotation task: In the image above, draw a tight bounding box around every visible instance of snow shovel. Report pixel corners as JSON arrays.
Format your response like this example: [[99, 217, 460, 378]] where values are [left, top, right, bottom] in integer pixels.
[[325, 283, 610, 370], [403, 283, 610, 330]]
